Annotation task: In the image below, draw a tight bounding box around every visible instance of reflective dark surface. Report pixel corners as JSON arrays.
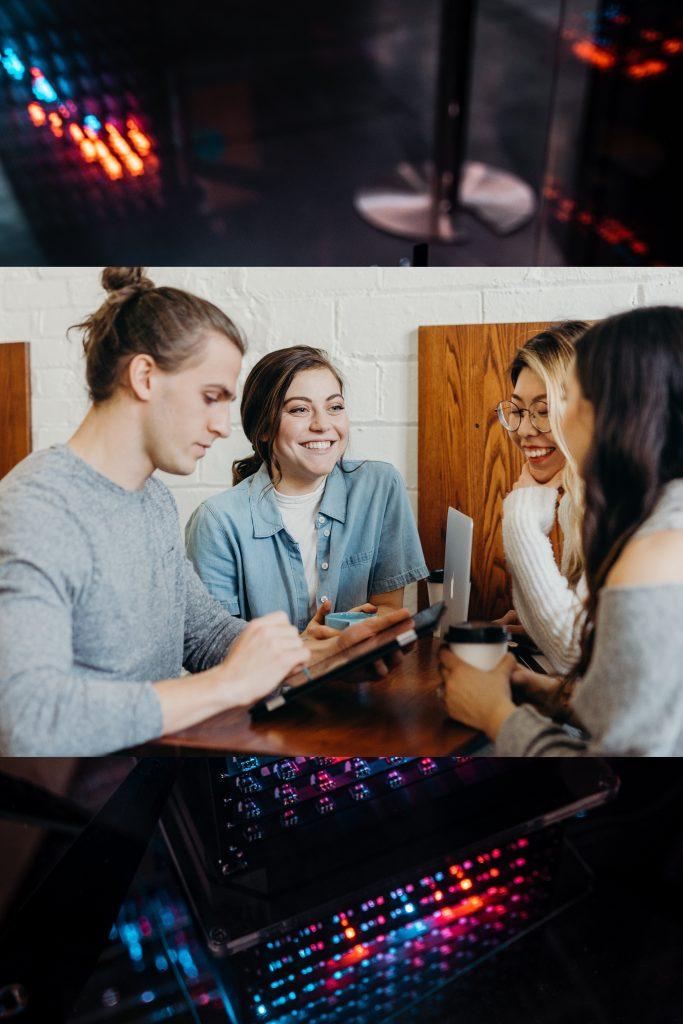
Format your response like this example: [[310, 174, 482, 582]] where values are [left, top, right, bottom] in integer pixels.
[[2, 759, 683, 1023]]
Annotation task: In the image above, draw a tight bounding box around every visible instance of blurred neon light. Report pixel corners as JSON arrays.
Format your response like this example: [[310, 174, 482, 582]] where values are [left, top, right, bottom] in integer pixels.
[[1, 46, 24, 80], [31, 68, 58, 103], [27, 102, 46, 126], [572, 40, 616, 69], [627, 59, 667, 78], [48, 112, 63, 138], [80, 138, 97, 162], [2, 40, 156, 184], [126, 118, 152, 156]]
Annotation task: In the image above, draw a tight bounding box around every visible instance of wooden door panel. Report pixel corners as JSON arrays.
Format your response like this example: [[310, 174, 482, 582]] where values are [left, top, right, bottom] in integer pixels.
[[419, 322, 554, 621], [0, 342, 31, 480]]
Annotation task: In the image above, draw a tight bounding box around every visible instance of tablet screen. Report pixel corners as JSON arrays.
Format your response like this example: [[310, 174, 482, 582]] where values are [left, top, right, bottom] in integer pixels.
[[250, 603, 444, 716]]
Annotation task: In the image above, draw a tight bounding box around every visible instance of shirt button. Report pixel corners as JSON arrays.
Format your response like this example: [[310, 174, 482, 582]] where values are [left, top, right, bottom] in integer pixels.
[[318, 515, 325, 524], [320, 595, 328, 603], [321, 562, 329, 570], [323, 529, 330, 537]]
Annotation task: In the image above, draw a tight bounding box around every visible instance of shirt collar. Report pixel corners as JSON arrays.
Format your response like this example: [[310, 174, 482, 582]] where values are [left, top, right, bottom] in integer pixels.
[[248, 461, 348, 537]]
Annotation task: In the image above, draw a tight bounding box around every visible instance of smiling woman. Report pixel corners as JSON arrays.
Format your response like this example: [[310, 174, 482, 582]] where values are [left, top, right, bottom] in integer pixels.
[[186, 346, 428, 633], [497, 322, 588, 674]]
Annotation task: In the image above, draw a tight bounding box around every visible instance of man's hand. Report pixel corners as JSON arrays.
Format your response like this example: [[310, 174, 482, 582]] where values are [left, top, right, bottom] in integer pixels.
[[302, 599, 379, 641], [218, 611, 310, 705]]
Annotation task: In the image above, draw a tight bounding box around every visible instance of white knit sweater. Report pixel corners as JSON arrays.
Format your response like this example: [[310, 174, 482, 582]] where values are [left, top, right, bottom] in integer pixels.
[[502, 486, 585, 675]]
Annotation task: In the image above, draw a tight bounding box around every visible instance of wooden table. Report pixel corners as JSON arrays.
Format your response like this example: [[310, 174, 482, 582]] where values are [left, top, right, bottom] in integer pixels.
[[142, 637, 479, 756]]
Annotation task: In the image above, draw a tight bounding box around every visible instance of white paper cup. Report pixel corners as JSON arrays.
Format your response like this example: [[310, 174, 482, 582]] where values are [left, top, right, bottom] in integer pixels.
[[445, 622, 510, 670]]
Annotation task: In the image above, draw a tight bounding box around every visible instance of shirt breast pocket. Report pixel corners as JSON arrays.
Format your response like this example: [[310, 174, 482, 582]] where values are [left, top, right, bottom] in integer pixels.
[[338, 549, 374, 606]]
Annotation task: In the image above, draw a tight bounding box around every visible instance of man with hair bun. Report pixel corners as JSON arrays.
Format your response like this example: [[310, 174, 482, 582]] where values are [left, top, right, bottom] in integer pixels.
[[0, 266, 408, 756]]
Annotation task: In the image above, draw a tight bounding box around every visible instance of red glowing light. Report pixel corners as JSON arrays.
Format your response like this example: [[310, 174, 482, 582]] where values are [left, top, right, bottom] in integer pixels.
[[572, 40, 617, 70], [69, 124, 85, 143], [48, 112, 63, 138], [126, 118, 152, 156], [627, 59, 668, 78], [460, 879, 473, 891], [344, 927, 356, 940], [27, 103, 46, 126], [641, 29, 662, 42], [30, 66, 41, 78], [434, 891, 444, 902], [80, 138, 97, 162], [663, 39, 683, 55]]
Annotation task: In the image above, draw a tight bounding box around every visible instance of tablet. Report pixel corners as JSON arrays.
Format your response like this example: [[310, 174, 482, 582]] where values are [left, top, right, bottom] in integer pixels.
[[249, 602, 445, 720]]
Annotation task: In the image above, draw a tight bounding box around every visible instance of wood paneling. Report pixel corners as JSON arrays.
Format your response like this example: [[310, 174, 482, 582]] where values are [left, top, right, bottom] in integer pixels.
[[419, 321, 560, 621], [0, 342, 31, 480]]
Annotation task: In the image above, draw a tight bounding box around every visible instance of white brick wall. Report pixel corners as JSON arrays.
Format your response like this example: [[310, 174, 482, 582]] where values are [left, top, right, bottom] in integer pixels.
[[2, 265, 682, 539]]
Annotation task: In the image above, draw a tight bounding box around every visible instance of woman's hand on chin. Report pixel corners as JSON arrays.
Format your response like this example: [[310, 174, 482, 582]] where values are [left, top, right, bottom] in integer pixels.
[[437, 647, 517, 740]]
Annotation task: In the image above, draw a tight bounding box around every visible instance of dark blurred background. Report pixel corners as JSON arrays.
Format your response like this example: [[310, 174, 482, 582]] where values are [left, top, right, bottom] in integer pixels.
[[1, 0, 680, 266]]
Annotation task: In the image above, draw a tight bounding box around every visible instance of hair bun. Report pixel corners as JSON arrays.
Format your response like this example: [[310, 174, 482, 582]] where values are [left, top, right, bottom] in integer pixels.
[[101, 266, 154, 295]]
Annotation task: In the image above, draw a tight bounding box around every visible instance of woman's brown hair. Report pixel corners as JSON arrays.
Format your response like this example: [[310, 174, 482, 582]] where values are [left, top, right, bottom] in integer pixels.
[[568, 305, 683, 681], [72, 266, 245, 403], [233, 346, 345, 486]]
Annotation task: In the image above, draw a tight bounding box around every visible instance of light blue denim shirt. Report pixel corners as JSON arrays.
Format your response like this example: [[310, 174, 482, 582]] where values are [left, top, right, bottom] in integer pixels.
[[185, 460, 428, 632]]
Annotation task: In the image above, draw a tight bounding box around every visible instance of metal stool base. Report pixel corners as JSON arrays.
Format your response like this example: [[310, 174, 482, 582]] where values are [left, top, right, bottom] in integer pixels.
[[354, 160, 536, 241]]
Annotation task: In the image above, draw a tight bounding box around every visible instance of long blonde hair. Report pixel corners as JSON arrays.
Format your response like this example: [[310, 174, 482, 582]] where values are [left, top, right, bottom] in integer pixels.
[[509, 322, 588, 589]]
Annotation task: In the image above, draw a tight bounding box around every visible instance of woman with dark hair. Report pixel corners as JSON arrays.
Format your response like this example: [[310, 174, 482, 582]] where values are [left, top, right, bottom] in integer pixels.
[[439, 305, 683, 756], [496, 321, 587, 674], [0, 269, 408, 755], [186, 345, 427, 633]]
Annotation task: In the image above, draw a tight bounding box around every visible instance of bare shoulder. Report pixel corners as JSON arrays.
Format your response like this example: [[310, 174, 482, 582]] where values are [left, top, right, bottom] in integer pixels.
[[606, 530, 683, 588]]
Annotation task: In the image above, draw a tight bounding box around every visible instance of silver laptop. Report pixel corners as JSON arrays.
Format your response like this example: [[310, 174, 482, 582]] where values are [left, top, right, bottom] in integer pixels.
[[443, 506, 474, 630]]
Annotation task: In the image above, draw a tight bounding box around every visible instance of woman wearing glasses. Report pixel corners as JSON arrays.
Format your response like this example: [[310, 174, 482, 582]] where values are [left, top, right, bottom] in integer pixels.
[[496, 322, 587, 674], [440, 305, 683, 756]]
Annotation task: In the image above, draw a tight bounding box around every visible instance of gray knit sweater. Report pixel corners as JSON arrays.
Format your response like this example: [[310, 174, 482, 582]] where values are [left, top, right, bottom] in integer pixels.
[[496, 479, 683, 756], [0, 446, 246, 756]]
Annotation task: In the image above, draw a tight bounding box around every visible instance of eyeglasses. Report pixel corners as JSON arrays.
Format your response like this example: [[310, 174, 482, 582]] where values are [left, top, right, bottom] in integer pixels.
[[496, 400, 551, 433]]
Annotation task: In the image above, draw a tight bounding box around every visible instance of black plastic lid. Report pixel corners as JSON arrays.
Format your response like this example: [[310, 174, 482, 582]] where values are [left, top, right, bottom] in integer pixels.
[[427, 569, 444, 583], [445, 621, 509, 644]]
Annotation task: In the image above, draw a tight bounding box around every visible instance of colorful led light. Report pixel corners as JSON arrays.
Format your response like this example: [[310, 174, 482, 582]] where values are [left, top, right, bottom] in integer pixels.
[[1, 46, 25, 80], [31, 69, 58, 103], [126, 118, 152, 156], [27, 103, 46, 127], [83, 114, 102, 133], [572, 39, 617, 69], [48, 112, 63, 138]]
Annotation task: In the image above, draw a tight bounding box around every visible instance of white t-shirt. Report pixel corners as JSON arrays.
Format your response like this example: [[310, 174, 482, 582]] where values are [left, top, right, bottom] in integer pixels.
[[274, 479, 326, 617]]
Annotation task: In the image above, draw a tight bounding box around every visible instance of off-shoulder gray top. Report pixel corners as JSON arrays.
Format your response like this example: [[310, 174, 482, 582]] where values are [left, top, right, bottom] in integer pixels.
[[496, 478, 683, 757]]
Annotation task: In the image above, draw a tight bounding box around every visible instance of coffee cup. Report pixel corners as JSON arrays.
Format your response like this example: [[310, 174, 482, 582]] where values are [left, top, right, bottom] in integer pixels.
[[426, 570, 444, 636], [445, 622, 510, 671]]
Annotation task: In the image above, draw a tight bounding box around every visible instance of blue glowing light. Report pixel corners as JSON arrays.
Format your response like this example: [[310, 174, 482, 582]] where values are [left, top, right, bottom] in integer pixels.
[[154, 954, 168, 972], [1, 47, 25, 80], [83, 114, 102, 132], [404, 903, 415, 914], [32, 75, 58, 103], [256, 1006, 268, 1016], [141, 990, 156, 1004], [129, 942, 143, 962]]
